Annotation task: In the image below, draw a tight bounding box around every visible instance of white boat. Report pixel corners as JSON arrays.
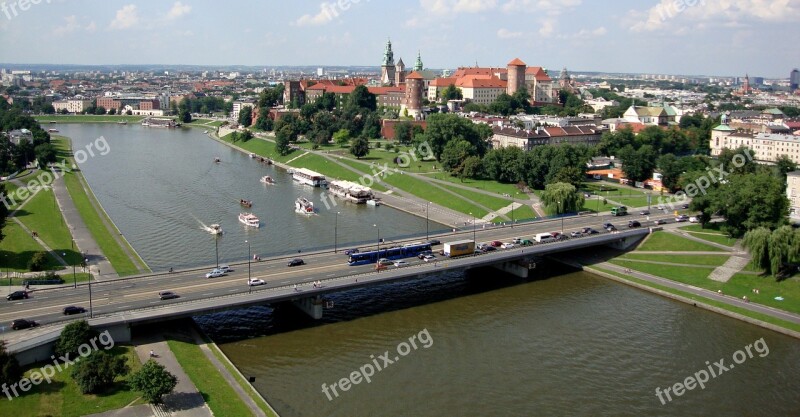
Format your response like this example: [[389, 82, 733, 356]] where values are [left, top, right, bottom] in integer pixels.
[[260, 175, 275, 185], [292, 168, 327, 187], [204, 130, 209, 134], [249, 153, 256, 158], [239, 213, 260, 228], [206, 224, 223, 235], [295, 197, 315, 215], [366, 199, 381, 206]]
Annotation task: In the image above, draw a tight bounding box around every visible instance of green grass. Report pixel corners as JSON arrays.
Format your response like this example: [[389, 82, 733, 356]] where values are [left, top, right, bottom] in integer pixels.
[[723, 274, 800, 315], [609, 260, 718, 287], [0, 221, 62, 271], [187, 119, 225, 127], [167, 338, 256, 417], [510, 204, 537, 221], [218, 134, 298, 164], [594, 267, 800, 333], [619, 253, 731, 267], [0, 346, 143, 417], [438, 184, 513, 212], [2, 181, 21, 210], [637, 231, 727, 252], [685, 231, 737, 247], [420, 174, 523, 196], [13, 186, 83, 266], [206, 344, 279, 417], [381, 173, 489, 218], [681, 222, 728, 233], [35, 115, 145, 123]]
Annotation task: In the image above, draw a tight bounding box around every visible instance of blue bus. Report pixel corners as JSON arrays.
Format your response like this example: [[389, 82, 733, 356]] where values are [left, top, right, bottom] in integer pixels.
[[348, 243, 432, 266]]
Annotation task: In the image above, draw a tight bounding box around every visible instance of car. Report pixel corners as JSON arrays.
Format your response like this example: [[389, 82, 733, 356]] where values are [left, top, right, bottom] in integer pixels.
[[159, 291, 179, 300], [393, 260, 409, 267], [490, 240, 503, 247], [344, 248, 359, 255], [6, 290, 29, 301], [11, 319, 38, 330], [247, 278, 266, 286], [628, 220, 642, 228], [682, 204, 690, 209], [63, 306, 87, 315], [602, 223, 616, 231], [423, 254, 436, 262], [675, 215, 689, 222], [482, 245, 497, 252], [377, 258, 393, 266], [520, 239, 533, 246], [656, 205, 665, 210], [501, 242, 516, 249], [417, 250, 433, 259], [426, 239, 441, 246], [640, 210, 650, 215], [582, 227, 599, 235], [206, 268, 226, 278], [689, 216, 699, 223], [217, 264, 233, 273], [288, 258, 305, 267], [570, 231, 582, 238], [654, 219, 667, 225], [512, 238, 522, 244]]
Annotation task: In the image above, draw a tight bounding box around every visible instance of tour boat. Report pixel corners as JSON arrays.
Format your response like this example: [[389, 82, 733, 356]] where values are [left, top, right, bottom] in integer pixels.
[[260, 175, 275, 185], [240, 199, 253, 208], [295, 197, 315, 214], [48, 128, 59, 133], [206, 224, 223, 235], [118, 121, 128, 125], [239, 213, 260, 228], [366, 199, 381, 206]]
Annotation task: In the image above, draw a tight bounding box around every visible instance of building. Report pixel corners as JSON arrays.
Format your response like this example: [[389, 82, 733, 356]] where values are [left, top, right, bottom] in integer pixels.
[[710, 115, 800, 164], [791, 69, 799, 91], [52, 99, 92, 113], [380, 39, 396, 86], [401, 71, 424, 119], [623, 105, 675, 126], [456, 76, 507, 105], [788, 171, 800, 216], [506, 58, 526, 96], [585, 97, 619, 112], [524, 67, 556, 104], [231, 101, 256, 121], [490, 125, 601, 151]]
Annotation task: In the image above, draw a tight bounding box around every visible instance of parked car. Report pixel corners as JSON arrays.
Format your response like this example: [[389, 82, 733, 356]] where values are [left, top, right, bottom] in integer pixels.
[[675, 215, 689, 222], [217, 264, 232, 273], [501, 242, 516, 249], [654, 219, 667, 225], [423, 254, 436, 262], [63, 306, 87, 315], [247, 278, 266, 286], [640, 210, 650, 215], [6, 290, 29, 301], [689, 216, 699, 223], [570, 231, 582, 238], [393, 260, 409, 267], [482, 246, 497, 252], [656, 205, 665, 210], [417, 251, 433, 259], [628, 220, 642, 228], [490, 240, 503, 247], [582, 227, 599, 235], [11, 319, 38, 330], [206, 268, 226, 278], [288, 258, 305, 267], [159, 291, 179, 300]]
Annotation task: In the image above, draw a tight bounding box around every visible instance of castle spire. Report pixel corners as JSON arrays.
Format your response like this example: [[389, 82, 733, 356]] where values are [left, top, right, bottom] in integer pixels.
[[414, 51, 424, 72]]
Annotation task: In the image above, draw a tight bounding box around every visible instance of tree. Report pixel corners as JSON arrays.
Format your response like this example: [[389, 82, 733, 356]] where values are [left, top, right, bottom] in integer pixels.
[[619, 144, 657, 182], [94, 106, 106, 115], [461, 156, 482, 181], [238, 106, 253, 127], [743, 227, 772, 274], [34, 143, 57, 168], [440, 139, 477, 176], [439, 84, 463, 103], [349, 137, 370, 159], [317, 92, 337, 111], [108, 108, 116, 115], [540, 182, 585, 214], [711, 172, 789, 237], [255, 110, 273, 131], [0, 341, 21, 388], [28, 251, 48, 271], [394, 121, 413, 145], [179, 108, 192, 123], [55, 320, 96, 358], [423, 113, 490, 161], [129, 360, 178, 404], [333, 129, 350, 147], [275, 125, 293, 156], [348, 85, 377, 111], [0, 183, 7, 242], [257, 84, 284, 108], [71, 351, 129, 394], [774, 155, 797, 181]]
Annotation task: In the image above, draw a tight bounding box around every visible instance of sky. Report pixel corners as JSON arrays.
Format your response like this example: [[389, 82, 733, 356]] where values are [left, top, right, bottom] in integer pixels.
[[0, 0, 798, 78]]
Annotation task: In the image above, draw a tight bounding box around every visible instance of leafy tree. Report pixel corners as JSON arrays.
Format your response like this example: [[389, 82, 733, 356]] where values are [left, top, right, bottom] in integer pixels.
[[743, 227, 772, 274], [540, 182, 585, 214], [129, 360, 177, 404], [108, 108, 116, 115], [257, 84, 284, 108], [237, 106, 253, 127], [0, 183, 7, 241], [34, 142, 57, 168], [333, 129, 350, 147], [774, 155, 797, 181], [711, 173, 789, 237], [0, 340, 21, 388], [348, 85, 377, 111], [461, 156, 482, 181], [55, 320, 96, 358], [28, 251, 48, 271], [300, 103, 318, 120], [717, 146, 756, 175], [349, 136, 370, 159], [483, 146, 525, 183], [255, 110, 273, 131], [440, 139, 477, 176], [394, 121, 413, 145], [275, 125, 293, 156], [94, 106, 106, 115], [619, 144, 657, 182], [179, 108, 192, 123], [423, 113, 490, 161], [317, 92, 337, 111], [71, 351, 129, 394]]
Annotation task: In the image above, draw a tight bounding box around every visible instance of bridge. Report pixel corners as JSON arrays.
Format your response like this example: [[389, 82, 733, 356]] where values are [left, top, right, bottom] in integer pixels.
[[1, 212, 659, 365]]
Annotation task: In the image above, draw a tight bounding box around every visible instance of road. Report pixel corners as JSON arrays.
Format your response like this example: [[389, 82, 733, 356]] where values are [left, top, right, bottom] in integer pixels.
[[0, 210, 680, 343]]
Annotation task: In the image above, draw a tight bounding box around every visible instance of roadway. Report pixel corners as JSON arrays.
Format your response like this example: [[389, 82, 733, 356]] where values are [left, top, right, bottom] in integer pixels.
[[0, 209, 682, 345]]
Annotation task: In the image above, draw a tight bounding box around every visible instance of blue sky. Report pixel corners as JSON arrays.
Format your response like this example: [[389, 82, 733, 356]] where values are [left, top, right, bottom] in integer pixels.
[[0, 0, 798, 77]]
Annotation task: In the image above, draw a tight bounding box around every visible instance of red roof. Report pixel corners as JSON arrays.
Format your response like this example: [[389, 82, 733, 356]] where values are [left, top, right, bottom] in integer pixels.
[[367, 86, 405, 95], [406, 71, 424, 80], [525, 66, 552, 81], [507, 58, 526, 66], [430, 77, 458, 87], [456, 76, 506, 89], [453, 67, 507, 78]]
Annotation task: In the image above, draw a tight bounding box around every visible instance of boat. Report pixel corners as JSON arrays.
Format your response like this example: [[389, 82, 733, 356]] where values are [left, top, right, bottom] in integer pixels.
[[366, 199, 381, 206], [240, 199, 253, 208], [118, 121, 128, 125], [295, 197, 315, 214], [213, 157, 221, 163], [206, 224, 223, 235], [239, 213, 260, 228], [292, 168, 327, 187], [47, 128, 59, 133], [249, 153, 256, 158], [260, 176, 275, 185]]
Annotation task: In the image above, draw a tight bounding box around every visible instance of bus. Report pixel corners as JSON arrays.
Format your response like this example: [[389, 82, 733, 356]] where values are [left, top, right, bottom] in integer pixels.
[[348, 243, 432, 266], [610, 206, 628, 216]]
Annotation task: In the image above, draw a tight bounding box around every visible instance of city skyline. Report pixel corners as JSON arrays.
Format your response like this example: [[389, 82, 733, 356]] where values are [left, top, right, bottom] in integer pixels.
[[0, 0, 798, 78]]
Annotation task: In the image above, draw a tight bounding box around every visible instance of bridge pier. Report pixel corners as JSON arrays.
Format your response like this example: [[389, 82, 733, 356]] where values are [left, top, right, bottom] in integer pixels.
[[291, 295, 324, 320], [604, 231, 649, 251], [94, 322, 132, 344], [491, 258, 540, 278]]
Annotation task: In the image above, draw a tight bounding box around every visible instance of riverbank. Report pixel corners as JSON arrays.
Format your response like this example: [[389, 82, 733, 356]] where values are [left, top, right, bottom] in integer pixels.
[[35, 115, 145, 124]]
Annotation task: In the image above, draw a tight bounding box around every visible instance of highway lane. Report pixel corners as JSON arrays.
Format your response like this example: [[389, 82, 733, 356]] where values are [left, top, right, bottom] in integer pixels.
[[0, 210, 684, 335]]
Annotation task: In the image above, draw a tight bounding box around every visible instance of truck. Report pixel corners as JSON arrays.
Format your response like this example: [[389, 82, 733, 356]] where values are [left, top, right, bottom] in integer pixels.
[[443, 240, 475, 257]]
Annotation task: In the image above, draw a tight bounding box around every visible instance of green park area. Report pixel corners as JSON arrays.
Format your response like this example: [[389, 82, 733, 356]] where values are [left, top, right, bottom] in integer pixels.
[[35, 115, 145, 124]]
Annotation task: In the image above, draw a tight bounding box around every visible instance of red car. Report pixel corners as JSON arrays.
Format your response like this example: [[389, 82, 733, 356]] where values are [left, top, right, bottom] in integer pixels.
[[490, 241, 503, 247]]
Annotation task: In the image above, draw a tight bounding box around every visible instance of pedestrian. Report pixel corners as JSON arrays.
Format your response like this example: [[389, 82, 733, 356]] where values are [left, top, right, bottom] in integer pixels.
[[293, 284, 298, 291]]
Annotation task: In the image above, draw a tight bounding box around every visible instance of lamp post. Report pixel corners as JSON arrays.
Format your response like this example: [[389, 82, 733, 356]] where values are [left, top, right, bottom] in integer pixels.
[[214, 236, 219, 268], [470, 212, 476, 242], [558, 201, 564, 234], [246, 240, 251, 293], [88, 261, 93, 318], [334, 212, 340, 253], [425, 201, 430, 240], [511, 193, 515, 228], [374, 224, 381, 251]]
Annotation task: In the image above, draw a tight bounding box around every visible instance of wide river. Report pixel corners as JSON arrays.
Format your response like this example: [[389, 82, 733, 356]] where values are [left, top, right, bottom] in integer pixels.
[[60, 124, 800, 416]]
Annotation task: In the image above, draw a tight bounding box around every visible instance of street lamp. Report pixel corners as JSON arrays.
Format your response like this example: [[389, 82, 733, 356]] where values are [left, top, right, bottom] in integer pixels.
[[557, 201, 564, 234], [214, 235, 220, 268], [469, 212, 476, 242], [246, 240, 251, 293], [88, 261, 93, 318], [374, 224, 381, 251], [334, 212, 340, 253], [511, 193, 515, 229], [425, 201, 430, 240]]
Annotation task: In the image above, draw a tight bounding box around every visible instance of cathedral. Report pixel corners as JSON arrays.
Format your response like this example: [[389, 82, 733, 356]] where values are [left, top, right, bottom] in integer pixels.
[[380, 39, 424, 87]]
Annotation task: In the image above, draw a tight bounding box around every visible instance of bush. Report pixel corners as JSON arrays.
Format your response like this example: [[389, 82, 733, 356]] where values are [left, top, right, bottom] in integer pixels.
[[71, 351, 129, 394], [55, 320, 97, 359], [129, 360, 177, 404], [27, 251, 49, 271], [0, 341, 21, 387]]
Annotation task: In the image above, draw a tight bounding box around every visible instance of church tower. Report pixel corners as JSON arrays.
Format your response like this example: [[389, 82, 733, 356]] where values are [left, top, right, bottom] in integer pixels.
[[395, 58, 406, 86], [380, 38, 396, 86], [413, 51, 424, 72]]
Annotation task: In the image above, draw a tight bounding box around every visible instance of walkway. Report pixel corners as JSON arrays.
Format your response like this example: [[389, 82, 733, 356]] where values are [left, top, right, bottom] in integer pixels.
[[7, 185, 69, 268]]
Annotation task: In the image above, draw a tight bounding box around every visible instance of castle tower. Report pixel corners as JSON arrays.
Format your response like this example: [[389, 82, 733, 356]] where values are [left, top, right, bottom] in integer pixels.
[[380, 38, 396, 86], [395, 58, 406, 86], [414, 51, 424, 72], [507, 57, 526, 95], [403, 71, 424, 119], [741, 74, 751, 95]]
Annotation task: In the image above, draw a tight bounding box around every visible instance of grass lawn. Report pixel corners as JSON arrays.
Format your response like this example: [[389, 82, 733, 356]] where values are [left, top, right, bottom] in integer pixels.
[[218, 134, 298, 164], [205, 344, 279, 417], [353, 148, 439, 173], [510, 204, 537, 221], [594, 267, 800, 333], [608, 260, 718, 288], [438, 184, 512, 212], [422, 173, 523, 196], [0, 221, 62, 271], [13, 187, 83, 266], [2, 181, 20, 210], [619, 253, 731, 267], [167, 338, 256, 417], [35, 115, 145, 124], [0, 346, 143, 417], [380, 173, 489, 218], [637, 232, 727, 252], [187, 119, 225, 127], [681, 222, 728, 233], [609, 196, 652, 208], [723, 274, 800, 315], [685, 231, 737, 247]]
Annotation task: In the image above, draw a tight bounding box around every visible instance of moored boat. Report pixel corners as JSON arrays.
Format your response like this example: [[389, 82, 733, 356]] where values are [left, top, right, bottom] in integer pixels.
[[240, 199, 253, 208], [214, 157, 221, 163], [239, 213, 260, 228], [366, 199, 381, 206], [260, 176, 275, 185], [295, 197, 315, 214], [48, 128, 59, 133]]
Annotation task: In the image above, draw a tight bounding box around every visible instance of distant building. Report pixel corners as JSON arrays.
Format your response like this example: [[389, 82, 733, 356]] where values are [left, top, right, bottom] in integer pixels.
[[232, 101, 256, 121], [623, 105, 675, 126], [788, 171, 800, 216], [490, 125, 601, 151], [380, 39, 396, 86], [791, 69, 799, 91], [52, 99, 92, 113], [710, 116, 800, 163]]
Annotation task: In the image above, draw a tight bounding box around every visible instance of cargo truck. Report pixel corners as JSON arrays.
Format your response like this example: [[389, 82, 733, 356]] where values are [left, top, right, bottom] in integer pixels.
[[443, 240, 475, 257]]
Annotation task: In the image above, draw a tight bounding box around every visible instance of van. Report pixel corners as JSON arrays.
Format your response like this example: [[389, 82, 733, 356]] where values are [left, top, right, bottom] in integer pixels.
[[534, 233, 555, 243]]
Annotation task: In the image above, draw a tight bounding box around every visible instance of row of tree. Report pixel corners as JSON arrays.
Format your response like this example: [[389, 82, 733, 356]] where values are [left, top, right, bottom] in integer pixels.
[[0, 105, 56, 174]]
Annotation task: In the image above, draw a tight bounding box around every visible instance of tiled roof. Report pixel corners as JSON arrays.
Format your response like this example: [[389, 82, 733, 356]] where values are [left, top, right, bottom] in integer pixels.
[[456, 76, 506, 88], [508, 58, 527, 66]]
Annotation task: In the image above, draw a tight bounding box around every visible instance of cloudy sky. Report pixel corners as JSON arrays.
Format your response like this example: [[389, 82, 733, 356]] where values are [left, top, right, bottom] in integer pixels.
[[1, 0, 798, 77]]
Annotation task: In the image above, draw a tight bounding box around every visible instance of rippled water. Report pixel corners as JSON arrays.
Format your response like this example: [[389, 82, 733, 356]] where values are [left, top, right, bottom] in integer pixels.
[[57, 124, 441, 272]]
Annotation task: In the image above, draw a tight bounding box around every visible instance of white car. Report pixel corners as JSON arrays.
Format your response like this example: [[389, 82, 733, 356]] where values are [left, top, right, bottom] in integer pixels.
[[675, 215, 689, 222], [423, 254, 435, 262], [206, 269, 225, 278], [689, 216, 699, 223], [217, 264, 233, 273], [501, 243, 516, 249], [247, 278, 265, 286], [393, 260, 409, 267]]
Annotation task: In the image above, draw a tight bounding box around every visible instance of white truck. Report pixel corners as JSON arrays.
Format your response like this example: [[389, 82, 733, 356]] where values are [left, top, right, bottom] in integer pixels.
[[443, 240, 476, 257]]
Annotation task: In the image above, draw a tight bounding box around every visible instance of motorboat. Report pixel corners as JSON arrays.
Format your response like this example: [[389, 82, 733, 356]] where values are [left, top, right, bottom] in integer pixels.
[[366, 199, 381, 206], [239, 213, 260, 228], [206, 224, 223, 235], [295, 197, 315, 215], [213, 157, 221, 163], [47, 128, 59, 133], [260, 176, 275, 185], [240, 199, 253, 208]]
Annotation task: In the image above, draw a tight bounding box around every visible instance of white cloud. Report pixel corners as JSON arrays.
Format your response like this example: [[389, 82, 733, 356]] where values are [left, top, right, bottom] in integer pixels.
[[167, 2, 192, 20], [109, 4, 139, 30], [502, 0, 582, 15], [629, 0, 800, 32], [295, 4, 336, 26], [497, 28, 523, 38], [53, 15, 96, 35], [538, 20, 555, 37], [85, 21, 97, 32], [419, 0, 499, 14], [562, 26, 606, 39]]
